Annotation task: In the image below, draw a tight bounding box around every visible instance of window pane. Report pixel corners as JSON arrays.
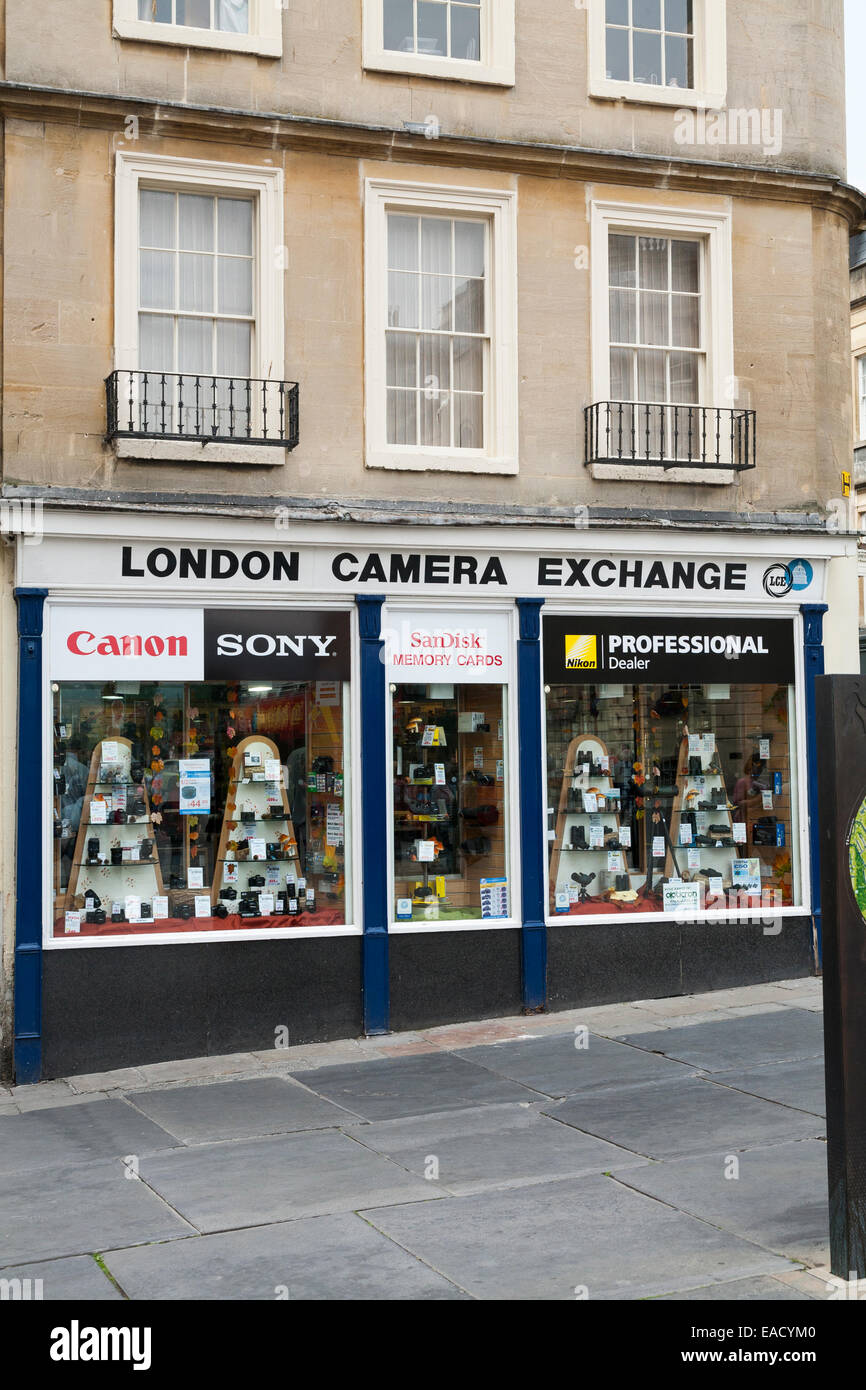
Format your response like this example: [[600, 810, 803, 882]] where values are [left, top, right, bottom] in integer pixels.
[[216, 0, 249, 33], [139, 0, 172, 21], [633, 30, 662, 83], [387, 332, 417, 388], [388, 214, 419, 272], [606, 0, 629, 22], [388, 271, 419, 328], [179, 253, 214, 313], [610, 288, 636, 344], [218, 198, 253, 256], [609, 234, 637, 288], [453, 335, 483, 393], [451, 4, 481, 61], [671, 239, 699, 292], [417, 1, 447, 55], [420, 332, 452, 394], [177, 316, 213, 374], [421, 273, 453, 331], [421, 389, 451, 446], [387, 388, 417, 444], [671, 293, 700, 349], [637, 348, 666, 401], [140, 250, 175, 310], [665, 33, 692, 88], [140, 190, 176, 249], [384, 0, 414, 51], [664, 0, 692, 33], [454, 277, 484, 333], [216, 319, 251, 376], [454, 390, 483, 448], [639, 236, 669, 290], [139, 313, 174, 371], [218, 256, 253, 316], [605, 26, 630, 80], [176, 0, 211, 27], [421, 217, 452, 275], [633, 0, 661, 27], [640, 290, 669, 346], [178, 194, 214, 252], [455, 220, 485, 277], [670, 350, 699, 402], [610, 347, 634, 401]]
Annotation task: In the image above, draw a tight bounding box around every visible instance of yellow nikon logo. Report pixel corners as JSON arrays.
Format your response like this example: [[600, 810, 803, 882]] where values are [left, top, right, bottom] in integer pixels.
[[565, 635, 597, 670]]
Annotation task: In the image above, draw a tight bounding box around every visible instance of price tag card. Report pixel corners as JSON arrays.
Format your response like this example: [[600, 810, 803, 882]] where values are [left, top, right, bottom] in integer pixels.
[[194, 895, 212, 918], [125, 896, 142, 922], [759, 738, 771, 760], [688, 734, 702, 756], [90, 801, 108, 824], [266, 865, 281, 888], [732, 822, 747, 844], [434, 764, 446, 786], [421, 726, 435, 747], [112, 786, 127, 813], [101, 741, 121, 765], [762, 791, 774, 810], [619, 825, 632, 848], [497, 720, 503, 740], [188, 868, 204, 889], [687, 847, 701, 870], [600, 755, 610, 772], [258, 894, 275, 915], [589, 825, 605, 848], [224, 862, 239, 883], [652, 836, 665, 859], [607, 850, 623, 872], [701, 733, 716, 757], [152, 896, 168, 919], [248, 838, 267, 861], [64, 911, 82, 934], [496, 760, 504, 782], [709, 876, 724, 898], [696, 812, 709, 833], [583, 792, 598, 813], [774, 772, 783, 796], [265, 759, 281, 783], [474, 748, 485, 770], [417, 840, 436, 862], [679, 823, 693, 845], [568, 885, 581, 904]]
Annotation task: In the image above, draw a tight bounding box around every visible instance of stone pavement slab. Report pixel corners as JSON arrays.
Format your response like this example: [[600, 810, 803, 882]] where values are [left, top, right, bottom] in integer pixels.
[[345, 1101, 650, 1195], [620, 1010, 824, 1074], [611, 1137, 830, 1265], [139, 1129, 440, 1231], [362, 1173, 796, 1301], [104, 1214, 469, 1300], [655, 1275, 816, 1300], [711, 1057, 826, 1118], [292, 1051, 540, 1121], [454, 1031, 696, 1098], [126, 1076, 364, 1144], [0, 1255, 123, 1300], [545, 1076, 824, 1160], [0, 1098, 180, 1176], [0, 1160, 193, 1265]]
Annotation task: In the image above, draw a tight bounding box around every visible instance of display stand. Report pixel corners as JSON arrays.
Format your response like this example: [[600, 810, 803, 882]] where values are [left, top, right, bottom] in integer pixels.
[[666, 733, 738, 896], [64, 737, 164, 920], [549, 735, 634, 912], [212, 735, 299, 908]]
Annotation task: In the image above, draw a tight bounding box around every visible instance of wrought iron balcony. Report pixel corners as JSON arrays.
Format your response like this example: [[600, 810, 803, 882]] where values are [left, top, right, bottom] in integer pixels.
[[106, 371, 300, 450], [585, 402, 756, 472]]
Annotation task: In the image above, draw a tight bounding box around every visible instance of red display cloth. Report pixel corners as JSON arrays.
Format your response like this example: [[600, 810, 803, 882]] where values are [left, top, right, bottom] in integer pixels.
[[53, 911, 347, 938]]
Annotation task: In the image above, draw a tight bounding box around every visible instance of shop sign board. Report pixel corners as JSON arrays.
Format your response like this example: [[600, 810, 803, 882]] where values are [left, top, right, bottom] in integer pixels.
[[543, 615, 796, 685]]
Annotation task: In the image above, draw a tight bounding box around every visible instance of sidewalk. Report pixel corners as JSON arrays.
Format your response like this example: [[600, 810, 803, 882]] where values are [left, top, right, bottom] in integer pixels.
[[0, 976, 837, 1301]]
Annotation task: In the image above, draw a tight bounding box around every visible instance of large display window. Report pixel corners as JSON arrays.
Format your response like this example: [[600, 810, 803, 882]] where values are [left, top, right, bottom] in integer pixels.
[[49, 606, 353, 938], [543, 615, 802, 918]]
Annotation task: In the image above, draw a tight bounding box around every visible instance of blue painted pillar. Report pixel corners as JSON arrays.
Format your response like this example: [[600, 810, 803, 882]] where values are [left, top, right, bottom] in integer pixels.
[[802, 603, 828, 964], [356, 595, 389, 1035], [14, 588, 48, 1084], [516, 598, 547, 1010]]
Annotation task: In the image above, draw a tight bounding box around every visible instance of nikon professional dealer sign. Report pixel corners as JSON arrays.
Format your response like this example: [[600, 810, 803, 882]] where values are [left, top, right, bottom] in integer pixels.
[[543, 615, 796, 685]]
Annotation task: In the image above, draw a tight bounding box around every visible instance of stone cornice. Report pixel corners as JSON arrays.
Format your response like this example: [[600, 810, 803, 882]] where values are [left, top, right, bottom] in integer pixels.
[[1, 80, 864, 226]]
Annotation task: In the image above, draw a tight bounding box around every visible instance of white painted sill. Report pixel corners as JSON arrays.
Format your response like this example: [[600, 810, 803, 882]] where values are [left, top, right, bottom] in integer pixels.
[[588, 461, 735, 486], [588, 77, 726, 109], [366, 447, 518, 475], [114, 439, 287, 466], [363, 50, 514, 86], [112, 18, 282, 57]]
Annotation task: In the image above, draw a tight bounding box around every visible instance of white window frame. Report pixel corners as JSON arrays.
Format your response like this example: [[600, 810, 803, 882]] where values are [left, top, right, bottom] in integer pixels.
[[114, 152, 284, 384], [365, 178, 518, 475], [362, 0, 515, 86], [112, 0, 282, 57], [587, 0, 726, 109], [858, 355, 866, 442]]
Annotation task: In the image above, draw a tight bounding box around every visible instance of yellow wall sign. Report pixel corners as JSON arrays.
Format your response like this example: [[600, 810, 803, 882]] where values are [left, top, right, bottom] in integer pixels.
[[565, 635, 598, 671]]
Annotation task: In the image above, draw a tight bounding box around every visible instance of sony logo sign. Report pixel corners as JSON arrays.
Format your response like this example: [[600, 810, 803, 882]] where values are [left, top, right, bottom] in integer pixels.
[[216, 633, 338, 658]]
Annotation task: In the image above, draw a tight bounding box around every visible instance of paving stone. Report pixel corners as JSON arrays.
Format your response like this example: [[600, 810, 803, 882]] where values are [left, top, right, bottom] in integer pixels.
[[654, 1275, 815, 1300], [346, 1102, 649, 1195], [139, 1130, 440, 1231], [711, 1057, 826, 1117], [454, 1032, 695, 1099], [612, 1138, 830, 1264], [0, 1160, 192, 1265], [11, 1080, 75, 1105], [68, 1068, 148, 1094], [136, 1054, 260, 1085], [104, 1214, 468, 1300], [0, 1099, 180, 1176], [545, 1077, 823, 1160], [292, 1052, 539, 1121], [362, 1174, 794, 1301], [620, 1010, 824, 1074], [126, 1076, 363, 1143], [0, 1255, 123, 1300]]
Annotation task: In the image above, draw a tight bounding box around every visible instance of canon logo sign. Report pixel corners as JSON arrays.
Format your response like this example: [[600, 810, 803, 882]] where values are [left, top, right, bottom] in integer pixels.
[[67, 631, 189, 658], [216, 633, 337, 659]]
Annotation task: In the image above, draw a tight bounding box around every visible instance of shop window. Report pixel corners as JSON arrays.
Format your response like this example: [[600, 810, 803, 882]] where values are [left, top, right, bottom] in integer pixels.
[[391, 684, 510, 923], [858, 356, 866, 442], [587, 0, 727, 108], [52, 678, 351, 938], [112, 0, 282, 55], [543, 615, 801, 919], [363, 0, 515, 84]]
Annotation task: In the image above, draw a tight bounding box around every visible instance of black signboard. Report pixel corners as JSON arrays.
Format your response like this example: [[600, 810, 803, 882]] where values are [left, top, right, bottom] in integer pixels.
[[203, 609, 351, 682], [543, 615, 796, 685]]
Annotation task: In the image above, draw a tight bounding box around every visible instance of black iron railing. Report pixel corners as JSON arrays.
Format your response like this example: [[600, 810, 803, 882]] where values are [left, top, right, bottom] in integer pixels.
[[585, 402, 756, 471], [106, 370, 300, 450]]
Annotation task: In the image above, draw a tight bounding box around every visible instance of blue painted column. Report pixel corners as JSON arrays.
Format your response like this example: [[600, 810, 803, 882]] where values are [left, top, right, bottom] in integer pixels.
[[516, 598, 547, 1010], [14, 588, 48, 1084], [802, 603, 828, 964], [356, 595, 389, 1034]]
